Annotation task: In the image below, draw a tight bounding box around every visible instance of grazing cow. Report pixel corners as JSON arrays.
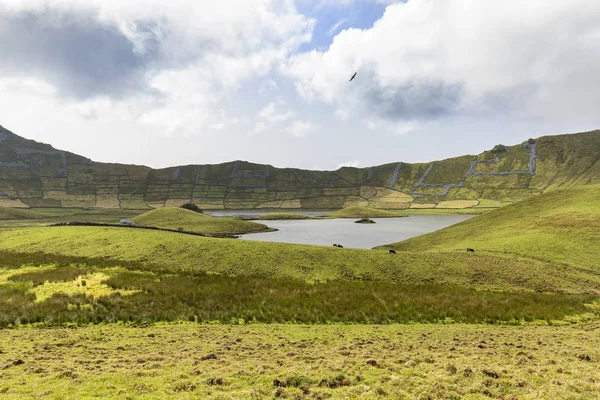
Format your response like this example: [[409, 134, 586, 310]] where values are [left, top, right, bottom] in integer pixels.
[[389, 249, 396, 254], [338, 244, 344, 248], [333, 244, 339, 247], [467, 248, 475, 253]]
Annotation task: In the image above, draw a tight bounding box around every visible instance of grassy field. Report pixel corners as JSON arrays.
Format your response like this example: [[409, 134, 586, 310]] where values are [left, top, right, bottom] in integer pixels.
[[0, 207, 48, 220], [383, 185, 600, 269], [327, 206, 407, 218], [131, 207, 271, 235], [2, 155, 600, 398], [0, 207, 145, 228], [0, 253, 596, 326], [1, 226, 599, 294], [1, 323, 598, 399]]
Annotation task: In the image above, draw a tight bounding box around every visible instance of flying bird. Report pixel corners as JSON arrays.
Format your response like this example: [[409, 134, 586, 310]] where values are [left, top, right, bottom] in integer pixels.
[[349, 72, 357, 82]]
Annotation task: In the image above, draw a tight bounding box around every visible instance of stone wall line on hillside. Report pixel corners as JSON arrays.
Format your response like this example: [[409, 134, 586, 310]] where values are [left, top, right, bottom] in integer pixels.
[[387, 162, 402, 189], [230, 161, 239, 179], [365, 167, 372, 182], [528, 143, 538, 175], [172, 167, 181, 181], [464, 143, 537, 178], [194, 167, 201, 185]]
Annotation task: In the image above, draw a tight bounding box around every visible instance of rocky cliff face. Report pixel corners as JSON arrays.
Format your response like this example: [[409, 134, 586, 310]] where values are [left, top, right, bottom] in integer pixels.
[[1, 124, 599, 210]]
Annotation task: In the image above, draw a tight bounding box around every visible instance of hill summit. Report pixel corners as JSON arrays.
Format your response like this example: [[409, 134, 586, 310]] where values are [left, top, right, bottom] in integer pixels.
[[1, 124, 599, 210]]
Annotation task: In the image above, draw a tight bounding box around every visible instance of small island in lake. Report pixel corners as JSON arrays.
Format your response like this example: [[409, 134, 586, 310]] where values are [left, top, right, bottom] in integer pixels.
[[355, 218, 376, 224]]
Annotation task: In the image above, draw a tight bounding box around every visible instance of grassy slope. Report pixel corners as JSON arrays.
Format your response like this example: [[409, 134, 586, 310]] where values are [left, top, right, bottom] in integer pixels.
[[1, 323, 599, 399], [328, 206, 406, 218], [0, 226, 599, 294], [384, 185, 600, 270], [131, 207, 270, 235], [0, 207, 46, 220]]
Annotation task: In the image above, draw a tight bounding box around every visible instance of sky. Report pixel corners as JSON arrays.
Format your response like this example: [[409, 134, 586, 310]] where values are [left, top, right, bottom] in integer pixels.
[[0, 0, 599, 170]]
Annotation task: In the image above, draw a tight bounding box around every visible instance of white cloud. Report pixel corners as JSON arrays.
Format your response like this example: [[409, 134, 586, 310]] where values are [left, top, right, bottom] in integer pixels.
[[250, 101, 313, 138], [285, 119, 314, 137], [337, 159, 361, 168], [284, 0, 600, 126], [1, 0, 599, 172], [258, 102, 296, 124], [0, 0, 314, 136]]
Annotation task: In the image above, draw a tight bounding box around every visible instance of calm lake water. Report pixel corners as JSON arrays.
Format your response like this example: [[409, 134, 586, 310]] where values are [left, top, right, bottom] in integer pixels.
[[235, 214, 473, 249]]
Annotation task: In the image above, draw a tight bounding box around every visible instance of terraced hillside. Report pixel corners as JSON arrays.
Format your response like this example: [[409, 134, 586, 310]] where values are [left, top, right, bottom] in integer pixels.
[[1, 124, 599, 210]]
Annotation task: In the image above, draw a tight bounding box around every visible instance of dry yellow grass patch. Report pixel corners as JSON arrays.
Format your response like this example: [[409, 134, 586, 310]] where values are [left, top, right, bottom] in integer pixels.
[[436, 200, 479, 209], [409, 203, 437, 209], [31, 271, 140, 303], [371, 187, 413, 201], [368, 201, 410, 209], [342, 196, 369, 208], [280, 200, 302, 208]]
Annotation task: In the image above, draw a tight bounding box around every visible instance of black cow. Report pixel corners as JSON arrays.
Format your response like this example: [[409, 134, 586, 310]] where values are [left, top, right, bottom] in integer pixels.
[[389, 249, 396, 254], [467, 248, 475, 253]]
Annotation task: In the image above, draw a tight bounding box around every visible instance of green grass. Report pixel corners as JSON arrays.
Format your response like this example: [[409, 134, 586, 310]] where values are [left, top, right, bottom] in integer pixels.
[[256, 212, 320, 220], [0, 207, 47, 220], [1, 226, 599, 294], [131, 207, 271, 235], [383, 185, 600, 270], [1, 323, 599, 399], [327, 206, 407, 218], [0, 263, 594, 326]]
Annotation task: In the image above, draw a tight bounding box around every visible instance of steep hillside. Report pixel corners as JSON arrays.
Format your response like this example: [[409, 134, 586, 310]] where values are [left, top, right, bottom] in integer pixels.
[[383, 185, 600, 270], [1, 124, 599, 210]]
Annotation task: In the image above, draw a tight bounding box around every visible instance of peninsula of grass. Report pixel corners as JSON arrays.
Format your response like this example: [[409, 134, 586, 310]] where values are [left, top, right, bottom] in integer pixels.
[[381, 185, 600, 269], [256, 212, 320, 220], [131, 207, 271, 235], [327, 206, 406, 218]]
